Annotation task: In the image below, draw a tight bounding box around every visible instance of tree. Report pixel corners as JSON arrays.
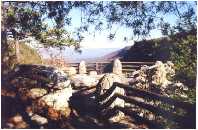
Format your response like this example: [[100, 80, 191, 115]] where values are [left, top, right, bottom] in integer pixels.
[[3, 1, 196, 44], [2, 2, 82, 62], [72, 1, 196, 39], [1, 1, 196, 72], [1, 1, 81, 75]]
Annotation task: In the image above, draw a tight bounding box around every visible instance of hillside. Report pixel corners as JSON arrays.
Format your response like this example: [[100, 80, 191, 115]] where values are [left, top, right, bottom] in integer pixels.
[[2, 40, 43, 75], [122, 37, 172, 62], [96, 30, 196, 87], [89, 46, 131, 62], [94, 37, 172, 62], [18, 42, 43, 64]]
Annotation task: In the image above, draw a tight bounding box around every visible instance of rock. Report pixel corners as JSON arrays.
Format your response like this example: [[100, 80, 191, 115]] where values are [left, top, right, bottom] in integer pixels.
[[47, 107, 60, 120], [6, 123, 14, 128], [35, 85, 72, 119], [31, 114, 48, 125], [7, 114, 28, 129], [9, 114, 23, 124], [96, 73, 128, 122], [39, 86, 72, 111], [15, 122, 28, 129], [27, 88, 47, 99], [71, 74, 99, 87], [152, 61, 168, 86], [174, 82, 188, 91], [89, 71, 97, 76], [109, 111, 125, 123], [165, 61, 175, 77], [79, 61, 87, 74], [26, 106, 33, 116], [67, 67, 77, 76], [113, 59, 122, 75], [96, 73, 127, 108], [148, 113, 155, 120], [53, 80, 71, 90], [151, 61, 174, 87], [132, 61, 176, 90], [47, 107, 71, 120], [59, 107, 71, 118]]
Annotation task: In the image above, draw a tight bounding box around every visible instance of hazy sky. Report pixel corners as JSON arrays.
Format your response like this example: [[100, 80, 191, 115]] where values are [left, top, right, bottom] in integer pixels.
[[43, 1, 196, 49], [38, 1, 196, 60], [63, 6, 175, 49]]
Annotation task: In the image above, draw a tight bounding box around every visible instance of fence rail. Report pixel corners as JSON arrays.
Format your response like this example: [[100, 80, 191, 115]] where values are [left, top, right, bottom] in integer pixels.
[[95, 82, 195, 128], [68, 61, 155, 75]]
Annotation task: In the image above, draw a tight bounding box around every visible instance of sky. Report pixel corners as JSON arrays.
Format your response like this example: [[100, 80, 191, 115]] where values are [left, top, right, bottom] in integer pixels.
[[63, 5, 176, 49], [63, 1, 196, 49], [45, 3, 170, 49], [38, 1, 196, 61]]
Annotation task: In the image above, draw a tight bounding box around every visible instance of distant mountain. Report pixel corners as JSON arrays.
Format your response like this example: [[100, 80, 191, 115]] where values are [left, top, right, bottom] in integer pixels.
[[89, 37, 173, 62], [39, 47, 120, 63], [91, 46, 131, 62], [38, 37, 172, 63]]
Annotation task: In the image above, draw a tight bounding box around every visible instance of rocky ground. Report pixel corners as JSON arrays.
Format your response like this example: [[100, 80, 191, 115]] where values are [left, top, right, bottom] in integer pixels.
[[1, 83, 149, 129], [1, 60, 192, 129]]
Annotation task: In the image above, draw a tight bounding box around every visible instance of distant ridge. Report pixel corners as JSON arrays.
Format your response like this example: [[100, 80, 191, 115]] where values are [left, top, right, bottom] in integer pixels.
[[86, 36, 173, 62], [86, 46, 131, 62]]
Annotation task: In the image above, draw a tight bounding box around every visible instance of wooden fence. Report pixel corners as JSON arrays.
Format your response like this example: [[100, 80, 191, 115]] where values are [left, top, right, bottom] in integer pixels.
[[68, 61, 154, 76], [99, 82, 196, 128], [75, 82, 196, 128]]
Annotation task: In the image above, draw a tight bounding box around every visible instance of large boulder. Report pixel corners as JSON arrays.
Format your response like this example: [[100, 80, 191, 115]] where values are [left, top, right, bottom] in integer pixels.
[[79, 61, 87, 74], [152, 61, 170, 87], [11, 64, 73, 121], [6, 114, 29, 129], [63, 67, 77, 76], [70, 74, 99, 87], [68, 67, 77, 76], [112, 59, 122, 75], [131, 61, 175, 90], [36, 84, 72, 120], [89, 71, 97, 76], [31, 114, 48, 125], [27, 88, 47, 99], [96, 73, 128, 122]]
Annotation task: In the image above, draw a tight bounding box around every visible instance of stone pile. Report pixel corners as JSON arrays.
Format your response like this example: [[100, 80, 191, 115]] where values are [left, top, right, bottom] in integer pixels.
[[89, 71, 97, 76], [70, 61, 103, 88], [9, 65, 73, 127], [64, 67, 77, 76], [129, 61, 188, 121], [70, 74, 99, 87], [6, 114, 29, 129], [35, 84, 72, 120], [131, 61, 176, 92]]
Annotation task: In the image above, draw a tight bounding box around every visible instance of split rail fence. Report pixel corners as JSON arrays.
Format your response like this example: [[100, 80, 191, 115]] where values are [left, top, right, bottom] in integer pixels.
[[76, 82, 196, 128], [68, 61, 154, 77]]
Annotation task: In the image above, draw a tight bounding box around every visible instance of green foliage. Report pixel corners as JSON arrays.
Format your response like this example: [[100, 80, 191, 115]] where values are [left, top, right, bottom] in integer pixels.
[[2, 2, 80, 49], [170, 31, 197, 87], [2, 1, 196, 41], [124, 29, 196, 88]]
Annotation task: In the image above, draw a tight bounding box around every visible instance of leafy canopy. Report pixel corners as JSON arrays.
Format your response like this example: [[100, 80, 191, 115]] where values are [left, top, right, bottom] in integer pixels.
[[2, 1, 197, 45]]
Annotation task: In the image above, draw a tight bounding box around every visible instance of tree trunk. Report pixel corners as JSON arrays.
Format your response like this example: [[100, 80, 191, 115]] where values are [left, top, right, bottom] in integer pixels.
[[15, 39, 20, 62]]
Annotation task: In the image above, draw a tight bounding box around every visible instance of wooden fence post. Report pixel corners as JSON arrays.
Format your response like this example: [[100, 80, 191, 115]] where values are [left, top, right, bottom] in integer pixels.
[[96, 62, 98, 73]]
